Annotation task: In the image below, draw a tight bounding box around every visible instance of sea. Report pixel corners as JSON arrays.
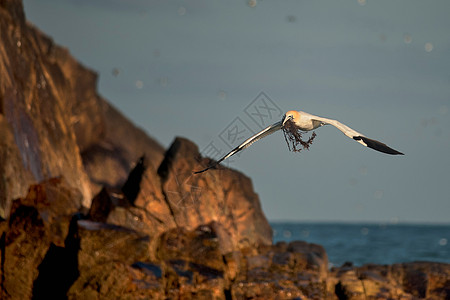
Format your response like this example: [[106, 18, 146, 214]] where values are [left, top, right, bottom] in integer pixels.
[[271, 222, 450, 268]]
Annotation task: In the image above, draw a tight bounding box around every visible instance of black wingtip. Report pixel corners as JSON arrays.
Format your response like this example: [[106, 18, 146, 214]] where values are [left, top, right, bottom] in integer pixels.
[[194, 162, 219, 174], [354, 136, 404, 155], [193, 168, 209, 174]]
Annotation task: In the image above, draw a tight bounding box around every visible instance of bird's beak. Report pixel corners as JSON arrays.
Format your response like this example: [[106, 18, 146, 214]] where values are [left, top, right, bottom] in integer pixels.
[[282, 115, 291, 127]]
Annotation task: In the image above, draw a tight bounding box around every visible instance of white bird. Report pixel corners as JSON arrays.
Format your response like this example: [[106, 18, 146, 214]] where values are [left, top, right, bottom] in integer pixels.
[[195, 110, 403, 174]]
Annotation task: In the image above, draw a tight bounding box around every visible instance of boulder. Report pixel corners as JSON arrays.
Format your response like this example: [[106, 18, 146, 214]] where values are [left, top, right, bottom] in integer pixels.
[[67, 262, 164, 299], [331, 261, 450, 300], [1, 177, 82, 299], [158, 137, 273, 248], [156, 224, 229, 300], [66, 220, 157, 299], [231, 241, 330, 300]]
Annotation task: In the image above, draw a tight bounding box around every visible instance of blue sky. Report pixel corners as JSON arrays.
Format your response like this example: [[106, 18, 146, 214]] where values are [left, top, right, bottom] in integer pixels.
[[23, 0, 450, 223]]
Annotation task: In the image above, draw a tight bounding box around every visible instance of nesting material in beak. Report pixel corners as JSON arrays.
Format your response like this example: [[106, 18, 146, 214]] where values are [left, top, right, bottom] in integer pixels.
[[282, 120, 317, 152]]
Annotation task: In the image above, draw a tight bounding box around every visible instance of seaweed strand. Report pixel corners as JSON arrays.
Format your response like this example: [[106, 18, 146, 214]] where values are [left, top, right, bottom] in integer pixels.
[[282, 120, 317, 152]]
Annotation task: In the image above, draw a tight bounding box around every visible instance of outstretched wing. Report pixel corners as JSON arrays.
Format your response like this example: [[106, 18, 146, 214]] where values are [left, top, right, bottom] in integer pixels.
[[311, 115, 404, 155], [194, 120, 283, 174]]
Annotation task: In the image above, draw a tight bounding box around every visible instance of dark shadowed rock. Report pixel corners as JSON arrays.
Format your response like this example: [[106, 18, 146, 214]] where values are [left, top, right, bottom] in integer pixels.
[[1, 177, 82, 299], [32, 213, 81, 300], [122, 155, 146, 205], [88, 187, 120, 223], [392, 262, 450, 299]]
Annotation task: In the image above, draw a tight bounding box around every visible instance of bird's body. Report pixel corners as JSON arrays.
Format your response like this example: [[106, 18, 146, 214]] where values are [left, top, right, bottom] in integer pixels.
[[288, 110, 324, 131], [194, 110, 403, 174]]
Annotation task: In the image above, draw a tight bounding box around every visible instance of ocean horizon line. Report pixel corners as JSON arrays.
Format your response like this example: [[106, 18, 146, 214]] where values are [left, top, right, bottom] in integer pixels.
[[269, 220, 450, 226]]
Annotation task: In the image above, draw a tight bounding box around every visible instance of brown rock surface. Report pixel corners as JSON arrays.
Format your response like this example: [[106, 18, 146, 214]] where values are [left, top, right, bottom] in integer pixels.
[[1, 177, 82, 299], [158, 137, 273, 248], [1, 1, 449, 300], [1, 176, 449, 299], [0, 115, 34, 218], [331, 261, 450, 300], [230, 241, 330, 299], [67, 262, 165, 300], [0, 0, 166, 218], [87, 138, 273, 251], [0, 0, 92, 210]]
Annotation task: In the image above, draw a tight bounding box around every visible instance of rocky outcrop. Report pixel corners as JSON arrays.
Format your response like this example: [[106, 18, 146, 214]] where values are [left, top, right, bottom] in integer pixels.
[[84, 138, 273, 250], [0, 0, 272, 242], [0, 176, 322, 299], [0, 0, 165, 218], [1, 1, 449, 299], [1, 177, 82, 299], [2, 181, 448, 299], [330, 262, 450, 300], [0, 0, 92, 212], [158, 137, 272, 247]]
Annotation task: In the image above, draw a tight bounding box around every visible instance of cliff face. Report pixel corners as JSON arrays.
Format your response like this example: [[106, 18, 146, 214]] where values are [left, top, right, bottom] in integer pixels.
[[0, 0, 165, 216], [0, 0, 272, 245], [1, 1, 449, 300], [1, 0, 91, 214]]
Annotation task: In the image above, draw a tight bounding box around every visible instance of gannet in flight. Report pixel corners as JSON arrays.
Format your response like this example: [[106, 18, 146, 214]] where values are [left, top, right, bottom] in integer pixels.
[[195, 110, 403, 174]]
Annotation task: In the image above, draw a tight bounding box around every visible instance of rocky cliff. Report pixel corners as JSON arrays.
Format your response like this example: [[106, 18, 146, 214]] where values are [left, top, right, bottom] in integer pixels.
[[0, 1, 449, 299]]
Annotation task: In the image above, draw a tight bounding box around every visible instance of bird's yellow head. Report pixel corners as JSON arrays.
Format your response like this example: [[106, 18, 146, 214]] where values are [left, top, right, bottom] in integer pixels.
[[282, 110, 299, 126]]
